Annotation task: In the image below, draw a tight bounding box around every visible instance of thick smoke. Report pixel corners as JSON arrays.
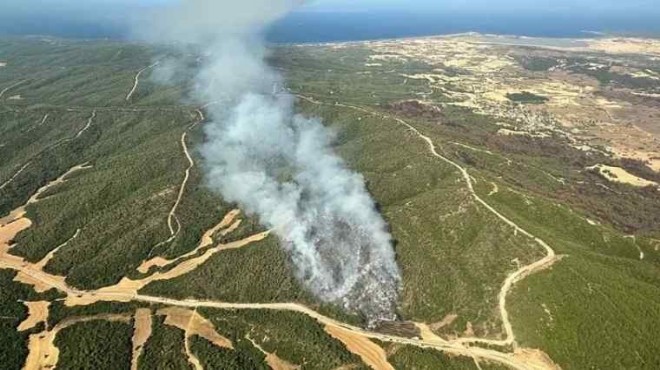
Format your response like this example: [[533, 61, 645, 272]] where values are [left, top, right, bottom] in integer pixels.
[[142, 0, 401, 323]]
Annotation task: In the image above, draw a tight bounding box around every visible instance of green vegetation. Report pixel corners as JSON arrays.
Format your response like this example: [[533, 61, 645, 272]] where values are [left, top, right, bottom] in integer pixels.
[[509, 255, 660, 369], [2, 34, 660, 370], [17, 109, 188, 288], [386, 344, 509, 369], [190, 335, 267, 370], [0, 37, 208, 291], [273, 45, 444, 106], [0, 270, 62, 370], [481, 185, 660, 369], [199, 308, 365, 369], [48, 301, 150, 328], [141, 236, 309, 302], [56, 319, 133, 370], [566, 58, 660, 89], [506, 91, 549, 104], [139, 316, 193, 370], [0, 271, 31, 370], [516, 55, 560, 72], [280, 43, 660, 368], [381, 97, 660, 367], [295, 97, 546, 334]]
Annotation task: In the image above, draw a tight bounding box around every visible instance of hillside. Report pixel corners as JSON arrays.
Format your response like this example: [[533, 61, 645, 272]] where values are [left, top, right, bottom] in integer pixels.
[[1, 35, 659, 369]]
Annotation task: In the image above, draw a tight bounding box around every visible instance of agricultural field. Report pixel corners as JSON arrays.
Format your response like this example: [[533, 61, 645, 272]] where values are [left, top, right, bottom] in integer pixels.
[[1, 34, 659, 370]]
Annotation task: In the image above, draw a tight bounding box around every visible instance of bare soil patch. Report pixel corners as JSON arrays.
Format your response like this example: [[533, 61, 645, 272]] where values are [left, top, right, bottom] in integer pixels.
[[325, 325, 394, 370], [131, 308, 153, 370], [247, 335, 300, 370], [17, 301, 50, 331], [588, 164, 658, 188], [159, 307, 233, 349]]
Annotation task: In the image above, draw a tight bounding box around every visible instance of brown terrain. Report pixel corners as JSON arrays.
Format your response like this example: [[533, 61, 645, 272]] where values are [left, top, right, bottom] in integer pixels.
[[247, 335, 300, 370], [131, 308, 153, 370], [360, 34, 660, 177]]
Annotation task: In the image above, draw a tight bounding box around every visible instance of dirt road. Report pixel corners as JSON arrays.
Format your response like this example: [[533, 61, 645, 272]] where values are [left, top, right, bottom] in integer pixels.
[[0, 80, 25, 99], [131, 308, 153, 370], [0, 162, 32, 190], [147, 112, 204, 257], [23, 313, 131, 370], [74, 110, 97, 138], [325, 324, 395, 370], [0, 110, 96, 191], [126, 63, 158, 102], [0, 166, 552, 369], [296, 94, 559, 348], [169, 131, 195, 235], [0, 105, 562, 369]]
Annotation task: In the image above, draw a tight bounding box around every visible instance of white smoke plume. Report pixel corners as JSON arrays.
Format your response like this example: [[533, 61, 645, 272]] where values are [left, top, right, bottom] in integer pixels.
[[142, 0, 401, 323]]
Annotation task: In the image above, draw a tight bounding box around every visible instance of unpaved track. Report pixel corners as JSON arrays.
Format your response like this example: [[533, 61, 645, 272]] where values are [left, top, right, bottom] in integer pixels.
[[169, 131, 195, 236], [126, 63, 158, 102], [74, 110, 97, 138], [24, 313, 131, 370], [62, 230, 270, 307], [0, 120, 89, 190], [159, 307, 233, 370], [325, 324, 395, 370], [17, 301, 50, 331], [139, 210, 241, 273], [2, 235, 554, 370], [184, 336, 204, 370], [26, 114, 50, 133], [247, 335, 300, 370], [0, 174, 550, 370], [159, 307, 233, 349], [297, 94, 558, 348], [0, 115, 560, 369], [147, 112, 205, 256], [0, 80, 25, 99], [1, 110, 98, 191], [130, 297, 551, 370], [34, 229, 81, 271], [167, 308, 204, 370], [39, 114, 49, 126], [0, 164, 91, 294], [3, 246, 552, 369], [131, 308, 153, 370], [0, 162, 32, 190]]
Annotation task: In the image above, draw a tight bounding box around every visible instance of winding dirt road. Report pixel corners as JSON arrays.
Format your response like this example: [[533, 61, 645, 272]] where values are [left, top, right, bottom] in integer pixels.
[[296, 94, 559, 349], [0, 96, 564, 369], [126, 63, 158, 102], [39, 114, 49, 126], [23, 313, 132, 370], [247, 335, 299, 370], [147, 113, 203, 256], [171, 132, 195, 234], [0, 80, 26, 99], [325, 324, 395, 370], [0, 110, 96, 192], [74, 110, 97, 138], [131, 308, 153, 370], [0, 164, 557, 370], [0, 162, 32, 190]]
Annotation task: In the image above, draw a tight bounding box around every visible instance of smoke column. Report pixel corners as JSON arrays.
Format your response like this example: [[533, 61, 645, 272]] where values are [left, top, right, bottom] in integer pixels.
[[142, 0, 401, 323]]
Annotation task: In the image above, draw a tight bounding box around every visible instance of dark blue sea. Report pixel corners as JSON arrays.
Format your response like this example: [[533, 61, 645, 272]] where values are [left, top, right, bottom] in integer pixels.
[[1, 10, 659, 42], [267, 11, 660, 43]]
